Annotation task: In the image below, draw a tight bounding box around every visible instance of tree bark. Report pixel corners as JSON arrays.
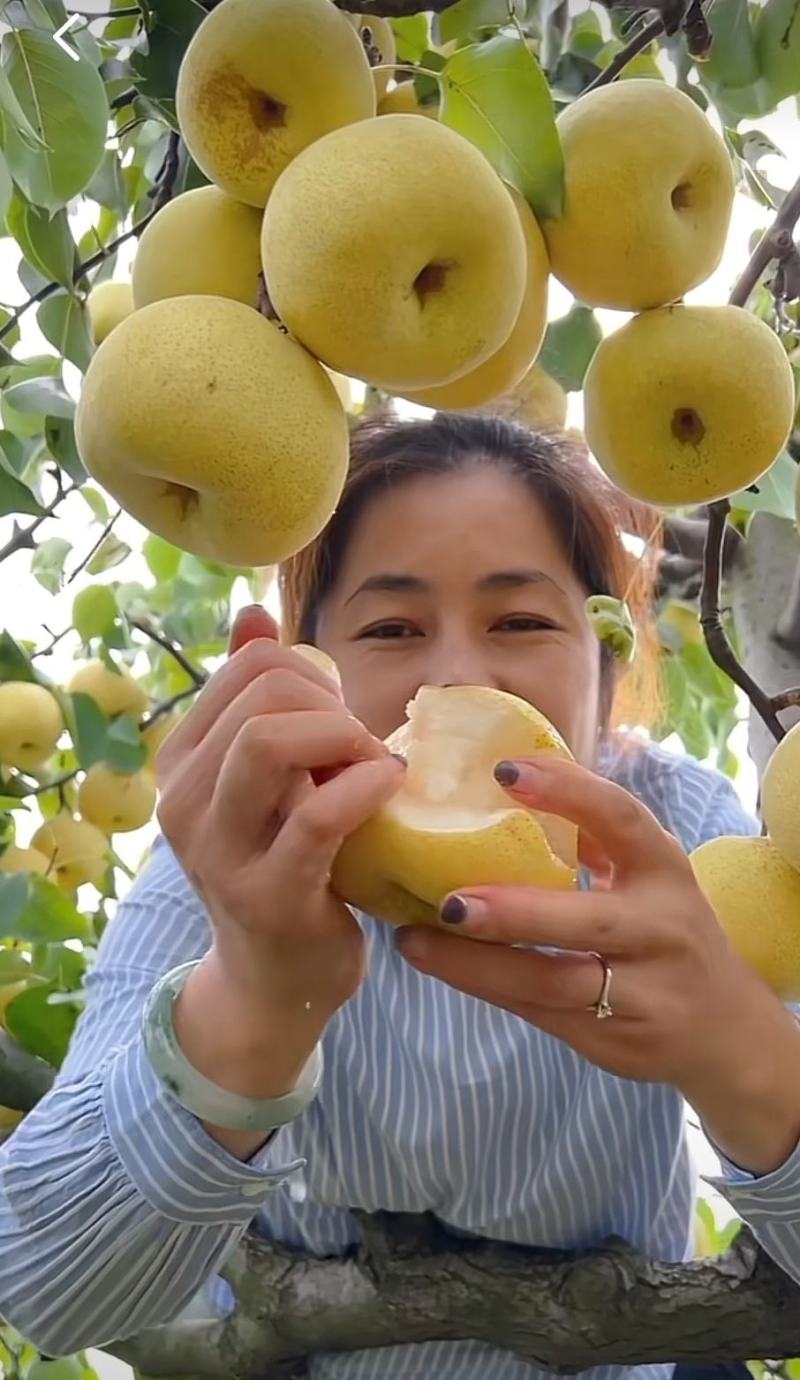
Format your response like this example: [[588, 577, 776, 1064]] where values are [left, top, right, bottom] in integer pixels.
[[107, 1218, 800, 1379]]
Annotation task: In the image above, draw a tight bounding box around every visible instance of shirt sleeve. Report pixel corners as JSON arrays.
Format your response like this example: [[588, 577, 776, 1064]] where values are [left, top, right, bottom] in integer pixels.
[[0, 833, 304, 1357]]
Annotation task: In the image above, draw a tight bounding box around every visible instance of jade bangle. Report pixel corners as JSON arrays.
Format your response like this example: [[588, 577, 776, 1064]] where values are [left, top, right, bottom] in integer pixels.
[[141, 961, 323, 1132]]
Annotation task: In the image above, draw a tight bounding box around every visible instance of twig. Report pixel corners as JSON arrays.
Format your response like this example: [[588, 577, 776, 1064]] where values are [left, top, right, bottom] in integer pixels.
[[700, 502, 786, 740], [583, 15, 664, 91], [23, 769, 82, 798], [0, 480, 80, 563], [729, 175, 800, 309], [31, 625, 72, 658], [110, 87, 138, 110], [128, 618, 208, 689], [138, 685, 200, 731], [0, 133, 182, 344], [66, 508, 122, 585], [771, 687, 800, 713]]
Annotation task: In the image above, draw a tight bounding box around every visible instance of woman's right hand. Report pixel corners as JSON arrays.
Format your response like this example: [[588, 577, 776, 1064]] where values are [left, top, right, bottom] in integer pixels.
[[155, 604, 406, 1030]]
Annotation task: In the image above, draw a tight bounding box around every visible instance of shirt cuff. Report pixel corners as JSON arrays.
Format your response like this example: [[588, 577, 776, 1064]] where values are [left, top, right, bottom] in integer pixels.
[[702, 1125, 800, 1214], [103, 1032, 306, 1225]]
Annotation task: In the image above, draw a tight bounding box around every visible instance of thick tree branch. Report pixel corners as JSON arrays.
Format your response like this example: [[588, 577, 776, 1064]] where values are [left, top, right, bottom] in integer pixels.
[[107, 1219, 800, 1378], [0, 1031, 55, 1112], [699, 170, 800, 744]]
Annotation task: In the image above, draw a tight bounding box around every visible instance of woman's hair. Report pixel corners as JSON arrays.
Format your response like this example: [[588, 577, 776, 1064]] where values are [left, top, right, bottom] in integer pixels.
[[279, 409, 661, 731]]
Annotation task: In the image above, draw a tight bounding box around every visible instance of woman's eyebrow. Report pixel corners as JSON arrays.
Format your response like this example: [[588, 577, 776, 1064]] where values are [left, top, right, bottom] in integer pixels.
[[345, 568, 567, 606]]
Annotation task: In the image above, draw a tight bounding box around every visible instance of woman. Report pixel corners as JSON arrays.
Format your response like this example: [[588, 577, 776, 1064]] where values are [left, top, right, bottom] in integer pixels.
[[2, 412, 800, 1380]]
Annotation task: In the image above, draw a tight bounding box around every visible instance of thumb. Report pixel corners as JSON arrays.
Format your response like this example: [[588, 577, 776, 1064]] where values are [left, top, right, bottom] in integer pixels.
[[228, 604, 280, 656]]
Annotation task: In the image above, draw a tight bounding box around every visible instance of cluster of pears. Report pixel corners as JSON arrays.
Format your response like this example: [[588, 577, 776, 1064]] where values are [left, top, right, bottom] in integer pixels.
[[691, 722, 800, 1000], [0, 662, 173, 892], [76, 0, 795, 574]]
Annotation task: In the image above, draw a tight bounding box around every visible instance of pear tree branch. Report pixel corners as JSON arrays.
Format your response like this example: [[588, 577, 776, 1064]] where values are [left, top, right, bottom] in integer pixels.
[[583, 16, 664, 91], [698, 171, 800, 744], [127, 617, 208, 689], [0, 476, 81, 564]]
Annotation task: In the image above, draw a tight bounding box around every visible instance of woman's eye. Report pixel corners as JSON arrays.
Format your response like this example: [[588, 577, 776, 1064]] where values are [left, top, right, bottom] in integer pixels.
[[360, 622, 417, 639], [495, 615, 556, 632]]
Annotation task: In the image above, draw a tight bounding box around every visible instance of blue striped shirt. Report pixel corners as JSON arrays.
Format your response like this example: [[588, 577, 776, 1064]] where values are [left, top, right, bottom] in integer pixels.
[[3, 736, 800, 1380]]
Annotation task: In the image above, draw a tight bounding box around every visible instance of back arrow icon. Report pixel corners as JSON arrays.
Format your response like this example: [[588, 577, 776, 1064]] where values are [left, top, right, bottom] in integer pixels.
[[54, 13, 80, 60]]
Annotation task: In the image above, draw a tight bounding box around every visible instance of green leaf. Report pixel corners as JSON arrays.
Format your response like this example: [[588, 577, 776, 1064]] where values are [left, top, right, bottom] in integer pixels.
[[0, 151, 12, 224], [45, 416, 86, 485], [131, 0, 207, 123], [85, 147, 129, 217], [5, 979, 79, 1065], [143, 532, 182, 582], [730, 449, 797, 520], [31, 535, 71, 594], [6, 198, 76, 288], [72, 584, 118, 641], [37, 293, 94, 373], [80, 485, 109, 523], [441, 35, 564, 219], [0, 630, 37, 683], [392, 14, 430, 62], [67, 690, 111, 770], [32, 940, 86, 990], [0, 453, 45, 517], [105, 714, 148, 773], [3, 376, 75, 420], [538, 303, 602, 391], [1, 31, 109, 212], [86, 533, 131, 575], [0, 947, 33, 982], [0, 873, 90, 942], [754, 0, 800, 103], [437, 0, 525, 44], [702, 0, 760, 89], [0, 56, 46, 147]]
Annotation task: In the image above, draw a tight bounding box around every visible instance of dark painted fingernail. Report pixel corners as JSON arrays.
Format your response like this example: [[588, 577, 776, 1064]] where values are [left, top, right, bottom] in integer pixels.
[[494, 760, 520, 786], [391, 752, 408, 766], [440, 894, 468, 924]]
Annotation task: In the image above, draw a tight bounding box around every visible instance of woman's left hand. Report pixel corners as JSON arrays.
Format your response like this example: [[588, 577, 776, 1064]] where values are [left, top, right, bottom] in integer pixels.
[[394, 755, 781, 1093]]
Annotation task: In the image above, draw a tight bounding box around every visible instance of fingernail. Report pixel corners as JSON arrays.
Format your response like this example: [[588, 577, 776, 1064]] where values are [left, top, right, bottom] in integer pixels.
[[440, 894, 468, 924], [390, 752, 408, 767], [494, 760, 520, 787]]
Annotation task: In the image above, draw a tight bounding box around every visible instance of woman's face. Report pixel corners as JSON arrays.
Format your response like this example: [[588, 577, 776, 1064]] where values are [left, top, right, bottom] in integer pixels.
[[316, 466, 605, 765]]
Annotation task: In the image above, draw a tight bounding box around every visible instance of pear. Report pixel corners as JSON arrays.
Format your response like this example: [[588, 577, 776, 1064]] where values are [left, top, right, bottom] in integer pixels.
[[263, 114, 527, 391], [75, 295, 349, 567], [32, 814, 109, 892], [542, 81, 735, 310], [481, 362, 568, 431], [133, 186, 263, 309], [378, 82, 439, 118], [175, 0, 376, 208], [0, 845, 50, 876], [691, 835, 800, 1000], [331, 685, 577, 927], [583, 305, 795, 506], [141, 711, 180, 768], [401, 187, 550, 410], [762, 721, 800, 873], [348, 14, 396, 100], [67, 660, 148, 719], [87, 281, 134, 345], [78, 763, 157, 834], [0, 682, 63, 772]]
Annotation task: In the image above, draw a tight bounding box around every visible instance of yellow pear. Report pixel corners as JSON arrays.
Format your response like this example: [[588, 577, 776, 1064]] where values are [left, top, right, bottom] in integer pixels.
[[67, 660, 149, 719], [542, 81, 735, 310], [762, 721, 800, 872], [401, 188, 550, 410], [263, 115, 527, 391], [378, 82, 438, 118], [583, 305, 795, 506], [87, 281, 134, 345], [331, 685, 577, 927], [32, 813, 109, 892], [141, 711, 180, 767], [691, 835, 800, 999], [0, 682, 63, 772], [175, 0, 376, 208], [348, 15, 396, 99], [78, 763, 157, 834], [292, 643, 341, 686], [132, 186, 263, 310], [75, 295, 349, 567], [481, 362, 568, 431], [0, 844, 51, 876]]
